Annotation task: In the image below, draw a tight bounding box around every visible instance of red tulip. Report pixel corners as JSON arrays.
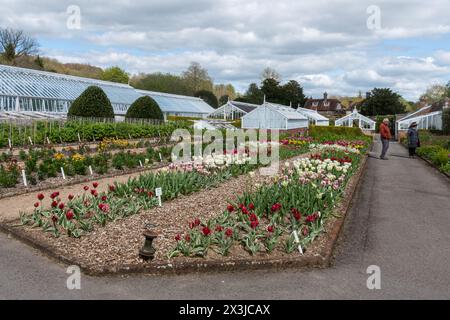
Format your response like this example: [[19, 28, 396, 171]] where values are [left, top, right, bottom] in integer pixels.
[[83, 186, 89, 191], [248, 203, 255, 210], [34, 202, 39, 208], [227, 204, 234, 212], [51, 201, 58, 208], [147, 191, 153, 197], [58, 203, 65, 210], [215, 225, 224, 232], [250, 220, 259, 229], [291, 208, 301, 221], [249, 213, 258, 222], [306, 214, 316, 223], [92, 182, 99, 189], [108, 185, 115, 192], [101, 195, 107, 202], [189, 222, 195, 229], [66, 211, 74, 220], [225, 228, 233, 237], [68, 194, 74, 200], [242, 207, 249, 215], [202, 226, 211, 236], [50, 191, 59, 199], [51, 215, 58, 223], [175, 234, 181, 241], [267, 225, 274, 233], [194, 218, 201, 227], [91, 189, 98, 197], [184, 234, 191, 242], [37, 193, 45, 200]]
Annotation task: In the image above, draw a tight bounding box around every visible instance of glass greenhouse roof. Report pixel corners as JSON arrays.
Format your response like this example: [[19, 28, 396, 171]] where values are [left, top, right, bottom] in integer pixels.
[[0, 64, 141, 106], [136, 89, 215, 115]]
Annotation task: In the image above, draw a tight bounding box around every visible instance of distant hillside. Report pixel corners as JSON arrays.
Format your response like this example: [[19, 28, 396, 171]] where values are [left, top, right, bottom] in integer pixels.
[[0, 54, 103, 79]]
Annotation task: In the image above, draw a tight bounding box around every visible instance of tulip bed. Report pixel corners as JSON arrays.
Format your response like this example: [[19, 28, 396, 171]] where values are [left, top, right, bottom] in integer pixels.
[[169, 144, 367, 258]]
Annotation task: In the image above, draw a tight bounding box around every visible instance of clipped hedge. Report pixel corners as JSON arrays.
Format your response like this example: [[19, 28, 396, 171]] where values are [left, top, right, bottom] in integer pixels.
[[195, 90, 219, 109], [126, 96, 164, 120], [68, 86, 115, 118], [308, 125, 366, 140]]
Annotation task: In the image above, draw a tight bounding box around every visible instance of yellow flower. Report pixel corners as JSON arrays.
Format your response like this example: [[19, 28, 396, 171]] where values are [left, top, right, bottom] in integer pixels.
[[71, 153, 85, 162], [54, 152, 65, 160]]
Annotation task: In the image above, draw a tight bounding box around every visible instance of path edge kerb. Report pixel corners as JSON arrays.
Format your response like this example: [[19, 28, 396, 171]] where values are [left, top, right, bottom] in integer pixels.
[[0, 152, 369, 277]]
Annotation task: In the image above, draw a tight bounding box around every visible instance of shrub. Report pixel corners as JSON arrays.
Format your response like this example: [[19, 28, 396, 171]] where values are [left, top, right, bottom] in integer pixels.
[[68, 86, 115, 118], [195, 90, 219, 109], [125, 96, 164, 120], [308, 125, 367, 142]]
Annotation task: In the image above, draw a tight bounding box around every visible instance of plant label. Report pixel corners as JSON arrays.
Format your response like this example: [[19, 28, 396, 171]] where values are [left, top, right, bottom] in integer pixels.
[[46, 137, 51, 144], [128, 134, 132, 140], [159, 153, 162, 162], [293, 230, 300, 243], [155, 187, 162, 207], [139, 160, 143, 167], [298, 244, 303, 255], [8, 138, 12, 149], [88, 165, 93, 176], [22, 170, 27, 187], [77, 133, 81, 142], [28, 136, 33, 145], [61, 167, 66, 180]]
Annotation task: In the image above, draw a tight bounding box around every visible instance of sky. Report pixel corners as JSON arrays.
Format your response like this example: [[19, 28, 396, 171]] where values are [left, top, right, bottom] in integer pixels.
[[1, 0, 450, 100]]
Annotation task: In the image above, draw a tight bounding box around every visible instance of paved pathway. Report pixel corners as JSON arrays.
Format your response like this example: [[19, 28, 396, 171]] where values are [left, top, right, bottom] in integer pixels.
[[0, 141, 449, 299]]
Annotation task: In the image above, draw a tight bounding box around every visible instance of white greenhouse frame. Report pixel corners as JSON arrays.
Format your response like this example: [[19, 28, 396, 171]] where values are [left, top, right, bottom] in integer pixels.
[[396, 105, 444, 131], [335, 109, 376, 130], [296, 107, 329, 126], [241, 102, 309, 130], [208, 101, 259, 120]]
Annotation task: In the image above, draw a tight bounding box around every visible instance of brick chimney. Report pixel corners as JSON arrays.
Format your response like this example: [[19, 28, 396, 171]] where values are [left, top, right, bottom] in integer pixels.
[[323, 92, 328, 103]]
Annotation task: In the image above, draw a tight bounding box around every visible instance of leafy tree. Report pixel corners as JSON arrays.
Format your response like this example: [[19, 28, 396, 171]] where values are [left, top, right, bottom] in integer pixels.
[[446, 81, 450, 98], [281, 80, 305, 108], [101, 66, 129, 84], [195, 90, 219, 109], [68, 86, 115, 118], [0, 28, 39, 62], [261, 67, 281, 81], [125, 96, 163, 120], [360, 88, 405, 116], [219, 94, 229, 106], [182, 62, 213, 94], [130, 72, 191, 95], [214, 84, 236, 100], [238, 83, 264, 104], [261, 78, 282, 103], [420, 84, 448, 103]]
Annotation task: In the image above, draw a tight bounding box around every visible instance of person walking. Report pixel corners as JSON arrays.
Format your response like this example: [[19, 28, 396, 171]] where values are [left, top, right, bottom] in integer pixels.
[[379, 118, 392, 160], [407, 122, 419, 158]]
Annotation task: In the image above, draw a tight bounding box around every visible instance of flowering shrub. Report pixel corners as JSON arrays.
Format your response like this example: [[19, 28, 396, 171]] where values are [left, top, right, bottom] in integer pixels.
[[309, 142, 362, 154]]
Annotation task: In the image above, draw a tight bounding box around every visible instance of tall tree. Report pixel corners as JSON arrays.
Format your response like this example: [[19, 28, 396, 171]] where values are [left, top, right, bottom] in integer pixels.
[[261, 67, 281, 81], [420, 84, 448, 103], [101, 66, 129, 84], [261, 78, 282, 103], [0, 28, 39, 62], [242, 83, 264, 104], [360, 88, 405, 116], [281, 80, 305, 108], [130, 72, 191, 95], [182, 62, 213, 94], [195, 90, 219, 109]]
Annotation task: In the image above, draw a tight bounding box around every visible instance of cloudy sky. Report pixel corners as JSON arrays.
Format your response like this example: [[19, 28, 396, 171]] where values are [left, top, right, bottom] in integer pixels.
[[1, 0, 450, 100]]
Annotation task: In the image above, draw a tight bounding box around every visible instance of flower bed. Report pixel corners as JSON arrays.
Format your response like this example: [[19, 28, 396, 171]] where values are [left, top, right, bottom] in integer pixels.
[[169, 145, 365, 259]]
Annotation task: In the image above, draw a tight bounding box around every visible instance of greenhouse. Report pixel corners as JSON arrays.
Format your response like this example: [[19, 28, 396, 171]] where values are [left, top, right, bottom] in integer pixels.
[[396, 104, 444, 131], [335, 109, 376, 130], [136, 89, 215, 119], [241, 101, 309, 130], [207, 100, 259, 120], [0, 64, 141, 116], [296, 107, 330, 126]]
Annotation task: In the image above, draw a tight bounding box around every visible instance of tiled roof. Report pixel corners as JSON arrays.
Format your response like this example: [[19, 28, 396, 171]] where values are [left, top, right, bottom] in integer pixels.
[[304, 98, 343, 112]]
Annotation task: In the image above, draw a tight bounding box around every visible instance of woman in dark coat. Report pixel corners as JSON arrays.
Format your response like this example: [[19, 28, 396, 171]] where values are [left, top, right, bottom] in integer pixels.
[[407, 122, 419, 158]]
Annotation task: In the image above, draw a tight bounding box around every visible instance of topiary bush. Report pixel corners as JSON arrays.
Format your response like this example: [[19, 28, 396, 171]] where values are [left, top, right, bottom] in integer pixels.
[[125, 96, 164, 120], [68, 86, 115, 118]]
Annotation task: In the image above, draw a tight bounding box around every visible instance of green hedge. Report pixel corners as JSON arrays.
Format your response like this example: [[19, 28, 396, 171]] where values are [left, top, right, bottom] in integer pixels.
[[125, 96, 164, 120], [417, 145, 450, 173], [308, 125, 367, 141], [68, 86, 115, 118]]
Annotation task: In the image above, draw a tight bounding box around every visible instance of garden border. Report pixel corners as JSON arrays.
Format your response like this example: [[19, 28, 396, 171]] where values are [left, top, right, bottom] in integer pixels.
[[0, 151, 369, 276]]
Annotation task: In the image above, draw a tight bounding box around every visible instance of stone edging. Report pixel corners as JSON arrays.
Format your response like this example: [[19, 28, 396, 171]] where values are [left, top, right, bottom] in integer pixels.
[[0, 151, 369, 276]]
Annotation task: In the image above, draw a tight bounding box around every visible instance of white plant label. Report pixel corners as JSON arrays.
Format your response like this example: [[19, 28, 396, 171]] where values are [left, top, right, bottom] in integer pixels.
[[128, 134, 132, 140], [139, 160, 143, 167], [61, 167, 66, 180], [77, 133, 81, 142], [88, 165, 93, 176], [155, 187, 162, 207], [28, 136, 33, 145], [46, 137, 51, 144], [22, 170, 27, 187], [8, 138, 12, 149], [292, 230, 303, 255], [159, 153, 162, 162]]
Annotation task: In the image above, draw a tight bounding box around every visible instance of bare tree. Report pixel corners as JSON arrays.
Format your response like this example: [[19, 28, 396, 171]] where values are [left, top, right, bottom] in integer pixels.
[[182, 62, 213, 94], [261, 67, 281, 82], [0, 28, 39, 62]]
